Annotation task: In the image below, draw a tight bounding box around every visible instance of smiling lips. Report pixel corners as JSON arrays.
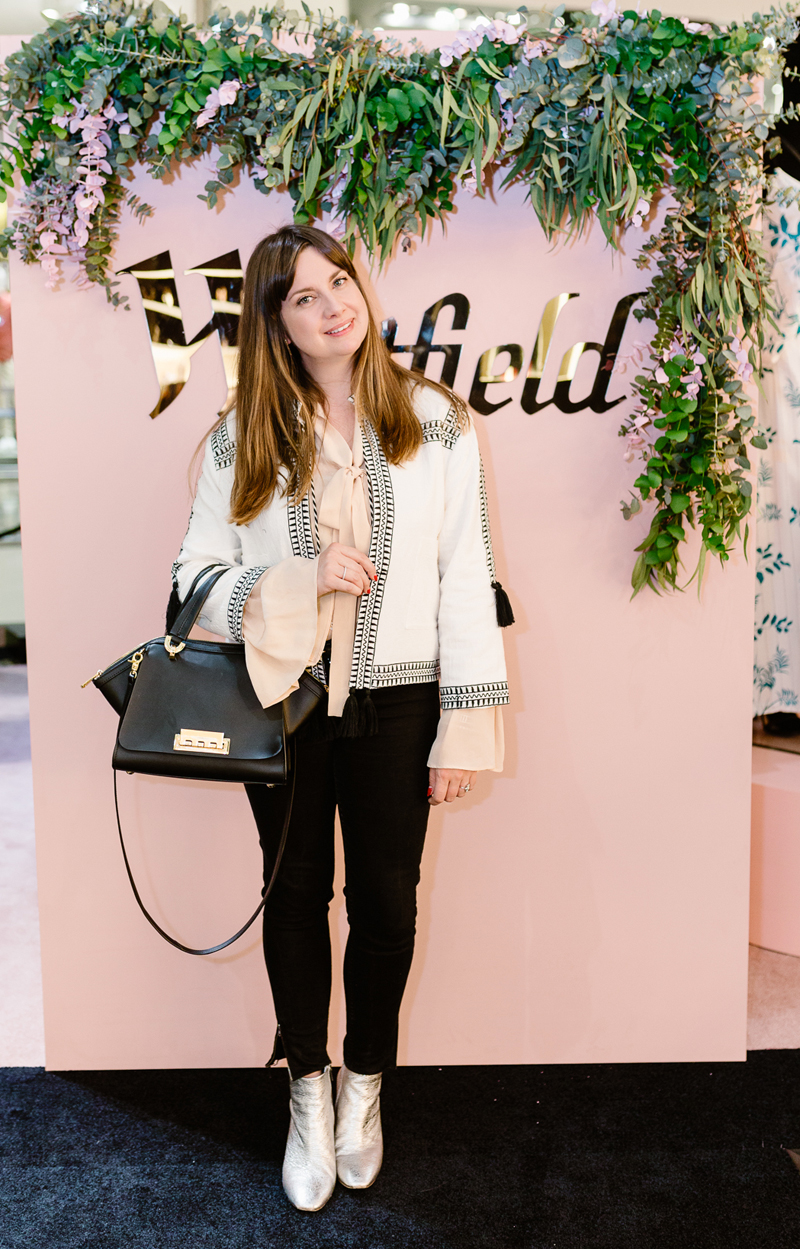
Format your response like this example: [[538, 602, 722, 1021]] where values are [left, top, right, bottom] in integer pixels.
[[325, 318, 355, 337]]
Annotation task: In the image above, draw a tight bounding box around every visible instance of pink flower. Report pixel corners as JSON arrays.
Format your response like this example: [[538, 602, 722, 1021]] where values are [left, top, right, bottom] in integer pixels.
[[103, 103, 127, 124], [730, 336, 754, 382], [591, 0, 617, 26], [655, 366, 669, 384], [36, 92, 173, 292], [490, 20, 520, 44], [629, 197, 650, 228], [614, 339, 650, 376], [197, 80, 242, 126], [41, 255, 60, 289], [218, 79, 241, 107], [196, 101, 219, 127], [462, 161, 479, 194], [522, 39, 551, 61], [439, 30, 483, 67]]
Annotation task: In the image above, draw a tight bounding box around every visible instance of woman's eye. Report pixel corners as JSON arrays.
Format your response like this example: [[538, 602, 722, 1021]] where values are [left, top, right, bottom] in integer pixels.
[[297, 295, 312, 306], [333, 276, 346, 287]]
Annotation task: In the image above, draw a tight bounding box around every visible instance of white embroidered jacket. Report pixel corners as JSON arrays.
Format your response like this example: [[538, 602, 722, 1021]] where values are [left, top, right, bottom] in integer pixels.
[[173, 386, 509, 712]]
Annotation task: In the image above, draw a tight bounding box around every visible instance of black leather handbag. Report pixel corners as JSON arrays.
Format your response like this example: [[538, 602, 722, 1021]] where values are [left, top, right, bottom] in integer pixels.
[[88, 567, 327, 955]]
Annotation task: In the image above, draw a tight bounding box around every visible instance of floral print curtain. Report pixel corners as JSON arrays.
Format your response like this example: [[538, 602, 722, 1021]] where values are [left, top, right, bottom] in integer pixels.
[[754, 169, 800, 716]]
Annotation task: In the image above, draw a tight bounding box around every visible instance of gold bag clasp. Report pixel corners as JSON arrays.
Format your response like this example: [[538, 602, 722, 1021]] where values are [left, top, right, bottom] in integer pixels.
[[173, 729, 230, 755]]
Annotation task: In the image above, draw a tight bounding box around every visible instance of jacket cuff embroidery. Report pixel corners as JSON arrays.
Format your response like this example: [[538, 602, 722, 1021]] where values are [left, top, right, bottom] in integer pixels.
[[439, 681, 509, 710], [227, 565, 268, 642]]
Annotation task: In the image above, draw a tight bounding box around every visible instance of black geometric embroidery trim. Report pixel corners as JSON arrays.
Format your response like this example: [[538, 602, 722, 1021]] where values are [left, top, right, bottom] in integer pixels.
[[227, 565, 268, 643], [370, 660, 439, 687], [287, 490, 317, 560], [310, 481, 320, 553], [420, 405, 461, 449], [350, 420, 394, 691], [439, 681, 509, 710], [479, 456, 497, 581], [211, 419, 236, 471]]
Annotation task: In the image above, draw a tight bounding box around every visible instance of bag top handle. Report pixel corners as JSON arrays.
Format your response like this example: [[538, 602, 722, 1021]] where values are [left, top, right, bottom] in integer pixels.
[[169, 565, 229, 643]]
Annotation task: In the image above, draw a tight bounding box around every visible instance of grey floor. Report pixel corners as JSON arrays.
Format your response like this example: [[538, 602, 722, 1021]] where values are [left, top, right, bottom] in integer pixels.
[[0, 664, 797, 1066]]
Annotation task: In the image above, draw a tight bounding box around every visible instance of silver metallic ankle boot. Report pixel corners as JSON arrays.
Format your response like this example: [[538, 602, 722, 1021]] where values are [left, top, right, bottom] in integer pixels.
[[282, 1066, 336, 1212], [334, 1065, 383, 1189]]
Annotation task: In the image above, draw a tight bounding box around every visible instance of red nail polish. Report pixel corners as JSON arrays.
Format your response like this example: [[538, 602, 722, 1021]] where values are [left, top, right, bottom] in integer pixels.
[[427, 787, 433, 796]]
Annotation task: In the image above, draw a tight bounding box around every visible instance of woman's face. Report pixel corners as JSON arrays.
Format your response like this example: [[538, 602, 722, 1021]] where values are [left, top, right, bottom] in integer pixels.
[[280, 247, 369, 376]]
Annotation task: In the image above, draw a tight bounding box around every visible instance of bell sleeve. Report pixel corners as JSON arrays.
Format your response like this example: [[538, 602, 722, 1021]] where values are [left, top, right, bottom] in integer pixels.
[[427, 704, 504, 771], [173, 426, 333, 708], [242, 568, 333, 708]]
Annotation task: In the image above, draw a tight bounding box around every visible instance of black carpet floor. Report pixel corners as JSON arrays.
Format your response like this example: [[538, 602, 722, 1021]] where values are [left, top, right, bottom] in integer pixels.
[[2, 1053, 800, 1248]]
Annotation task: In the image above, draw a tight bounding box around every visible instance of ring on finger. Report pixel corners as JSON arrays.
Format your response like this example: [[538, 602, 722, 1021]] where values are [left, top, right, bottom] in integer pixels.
[[340, 564, 348, 580], [458, 783, 470, 793]]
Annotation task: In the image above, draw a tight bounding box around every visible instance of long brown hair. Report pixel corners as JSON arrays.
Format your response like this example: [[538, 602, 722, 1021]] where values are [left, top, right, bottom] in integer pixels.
[[226, 224, 467, 525]]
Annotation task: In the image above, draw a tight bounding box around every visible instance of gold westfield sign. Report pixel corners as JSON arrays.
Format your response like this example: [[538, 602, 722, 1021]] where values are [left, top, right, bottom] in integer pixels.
[[120, 249, 642, 420]]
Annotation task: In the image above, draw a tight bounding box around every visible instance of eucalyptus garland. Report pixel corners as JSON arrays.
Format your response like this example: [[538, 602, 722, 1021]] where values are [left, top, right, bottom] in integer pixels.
[[0, 0, 796, 594]]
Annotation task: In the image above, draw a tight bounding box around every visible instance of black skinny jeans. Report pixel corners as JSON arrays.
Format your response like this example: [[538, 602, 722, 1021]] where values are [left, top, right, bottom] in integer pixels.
[[246, 682, 440, 1079]]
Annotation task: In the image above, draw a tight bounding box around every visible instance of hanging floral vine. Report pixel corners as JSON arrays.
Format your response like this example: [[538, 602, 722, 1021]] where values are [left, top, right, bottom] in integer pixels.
[[0, 0, 796, 594]]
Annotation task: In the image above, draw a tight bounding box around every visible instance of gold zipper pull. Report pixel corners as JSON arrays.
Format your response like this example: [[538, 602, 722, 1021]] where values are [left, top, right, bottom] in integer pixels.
[[129, 651, 145, 679], [81, 670, 102, 689]]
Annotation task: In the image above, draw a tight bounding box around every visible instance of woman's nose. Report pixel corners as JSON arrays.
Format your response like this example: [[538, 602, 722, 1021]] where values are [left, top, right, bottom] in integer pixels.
[[322, 291, 346, 318]]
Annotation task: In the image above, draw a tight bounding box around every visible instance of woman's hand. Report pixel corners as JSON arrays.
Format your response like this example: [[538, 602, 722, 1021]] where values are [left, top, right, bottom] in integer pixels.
[[317, 542, 377, 597], [428, 768, 477, 806]]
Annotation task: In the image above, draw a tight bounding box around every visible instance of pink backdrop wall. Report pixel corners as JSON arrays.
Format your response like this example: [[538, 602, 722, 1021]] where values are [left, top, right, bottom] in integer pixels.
[[13, 161, 755, 1069]]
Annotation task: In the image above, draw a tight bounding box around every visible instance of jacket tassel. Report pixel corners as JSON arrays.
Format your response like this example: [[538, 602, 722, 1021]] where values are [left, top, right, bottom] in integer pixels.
[[165, 586, 182, 634], [340, 688, 379, 737], [341, 690, 362, 737], [492, 581, 515, 628], [361, 689, 379, 737]]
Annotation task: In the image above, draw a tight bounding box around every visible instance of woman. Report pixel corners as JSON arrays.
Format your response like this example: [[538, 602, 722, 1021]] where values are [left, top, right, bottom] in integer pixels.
[[172, 225, 511, 1211]]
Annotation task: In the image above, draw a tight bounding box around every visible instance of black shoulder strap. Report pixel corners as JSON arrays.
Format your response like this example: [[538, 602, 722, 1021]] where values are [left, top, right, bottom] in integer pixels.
[[113, 743, 296, 956]]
